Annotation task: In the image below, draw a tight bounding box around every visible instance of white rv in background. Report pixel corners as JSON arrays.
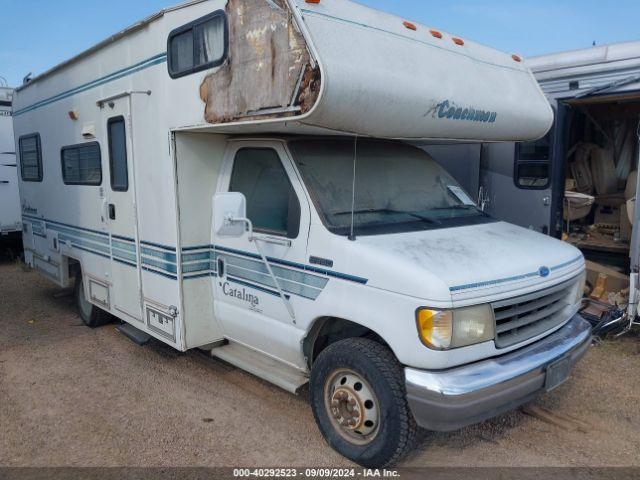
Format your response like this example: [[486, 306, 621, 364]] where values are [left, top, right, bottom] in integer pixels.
[[447, 41, 640, 331], [0, 85, 21, 239], [13, 0, 591, 467]]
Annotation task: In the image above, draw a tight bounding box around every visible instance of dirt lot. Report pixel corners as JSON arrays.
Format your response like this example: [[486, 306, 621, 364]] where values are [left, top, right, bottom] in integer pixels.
[[0, 257, 639, 467]]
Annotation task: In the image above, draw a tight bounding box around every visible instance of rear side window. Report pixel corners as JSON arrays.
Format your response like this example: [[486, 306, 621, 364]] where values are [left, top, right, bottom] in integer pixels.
[[168, 11, 228, 79], [515, 133, 552, 189], [19, 133, 43, 182], [229, 148, 301, 239], [61, 143, 102, 186], [108, 117, 129, 191]]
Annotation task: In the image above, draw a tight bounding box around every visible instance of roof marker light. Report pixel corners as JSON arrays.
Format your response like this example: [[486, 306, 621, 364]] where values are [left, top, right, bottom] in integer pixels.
[[452, 37, 465, 46], [512, 54, 522, 62], [430, 30, 443, 39], [305, 0, 320, 3], [403, 21, 417, 31]]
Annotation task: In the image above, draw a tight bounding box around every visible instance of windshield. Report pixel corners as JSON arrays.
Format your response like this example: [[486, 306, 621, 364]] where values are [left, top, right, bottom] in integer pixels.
[[290, 139, 494, 236]]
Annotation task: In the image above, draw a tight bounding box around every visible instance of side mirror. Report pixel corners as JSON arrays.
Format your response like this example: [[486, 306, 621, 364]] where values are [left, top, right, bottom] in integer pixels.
[[213, 192, 248, 237]]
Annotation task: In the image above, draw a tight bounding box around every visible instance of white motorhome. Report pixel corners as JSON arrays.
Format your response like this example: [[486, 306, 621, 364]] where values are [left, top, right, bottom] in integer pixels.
[[13, 0, 591, 467], [0, 85, 21, 239]]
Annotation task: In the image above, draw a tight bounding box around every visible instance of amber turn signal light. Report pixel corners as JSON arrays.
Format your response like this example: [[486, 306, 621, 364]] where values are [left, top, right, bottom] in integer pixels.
[[403, 21, 417, 31]]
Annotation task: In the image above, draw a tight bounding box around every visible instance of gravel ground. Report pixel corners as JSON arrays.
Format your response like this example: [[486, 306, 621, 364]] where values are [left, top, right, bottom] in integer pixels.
[[0, 257, 639, 467]]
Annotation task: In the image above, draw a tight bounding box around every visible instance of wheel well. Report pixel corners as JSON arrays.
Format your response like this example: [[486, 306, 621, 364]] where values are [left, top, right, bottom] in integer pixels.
[[304, 317, 388, 368], [66, 257, 81, 287]]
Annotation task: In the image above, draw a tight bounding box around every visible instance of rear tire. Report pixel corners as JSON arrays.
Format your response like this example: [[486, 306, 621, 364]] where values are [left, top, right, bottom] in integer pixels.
[[310, 338, 417, 468], [75, 273, 111, 328]]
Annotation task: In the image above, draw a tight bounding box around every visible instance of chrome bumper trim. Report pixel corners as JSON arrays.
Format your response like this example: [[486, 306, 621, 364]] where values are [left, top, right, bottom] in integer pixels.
[[405, 314, 592, 431]]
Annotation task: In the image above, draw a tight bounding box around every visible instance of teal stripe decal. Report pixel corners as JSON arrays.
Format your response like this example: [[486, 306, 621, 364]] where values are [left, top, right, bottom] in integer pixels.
[[227, 275, 290, 300], [141, 246, 177, 263], [449, 256, 583, 293], [22, 215, 180, 281], [13, 53, 167, 116], [112, 249, 137, 264], [142, 257, 177, 274], [112, 239, 136, 252], [183, 261, 216, 274], [180, 245, 340, 301], [58, 233, 111, 255], [48, 224, 109, 246], [182, 251, 215, 262]]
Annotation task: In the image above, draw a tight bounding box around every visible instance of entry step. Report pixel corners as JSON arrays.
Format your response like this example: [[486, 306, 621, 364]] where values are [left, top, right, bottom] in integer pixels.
[[211, 342, 309, 394], [116, 323, 152, 346]]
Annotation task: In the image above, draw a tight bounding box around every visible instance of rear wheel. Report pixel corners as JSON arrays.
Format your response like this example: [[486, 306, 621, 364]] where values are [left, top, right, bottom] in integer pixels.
[[75, 273, 111, 328], [310, 338, 417, 468]]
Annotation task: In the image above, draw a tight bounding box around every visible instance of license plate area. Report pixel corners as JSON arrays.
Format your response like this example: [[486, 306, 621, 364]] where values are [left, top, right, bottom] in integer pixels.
[[545, 357, 571, 391]]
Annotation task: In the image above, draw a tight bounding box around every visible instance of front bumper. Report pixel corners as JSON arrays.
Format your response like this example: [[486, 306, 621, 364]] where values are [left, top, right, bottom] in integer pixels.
[[405, 314, 592, 431]]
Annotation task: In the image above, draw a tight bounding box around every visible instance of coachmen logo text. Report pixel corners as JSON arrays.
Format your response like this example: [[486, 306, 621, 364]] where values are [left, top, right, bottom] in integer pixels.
[[430, 100, 498, 124]]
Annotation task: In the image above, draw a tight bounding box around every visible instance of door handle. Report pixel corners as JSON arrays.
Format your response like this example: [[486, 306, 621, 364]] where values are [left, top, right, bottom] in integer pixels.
[[108, 204, 116, 220], [217, 258, 225, 277], [0, 180, 8, 184]]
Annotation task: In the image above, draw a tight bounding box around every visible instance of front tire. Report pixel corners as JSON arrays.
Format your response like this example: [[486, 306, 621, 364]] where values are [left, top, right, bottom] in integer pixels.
[[75, 273, 111, 328], [310, 338, 417, 468]]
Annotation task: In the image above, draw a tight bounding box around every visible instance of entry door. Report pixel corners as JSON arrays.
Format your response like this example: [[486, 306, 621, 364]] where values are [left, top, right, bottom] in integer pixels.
[[0, 107, 20, 232], [479, 139, 552, 234], [103, 103, 143, 322], [480, 103, 558, 234], [212, 141, 310, 363]]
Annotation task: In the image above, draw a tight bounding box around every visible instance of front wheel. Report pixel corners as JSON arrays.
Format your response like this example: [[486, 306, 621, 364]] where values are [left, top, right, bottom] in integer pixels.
[[75, 273, 111, 328], [310, 338, 417, 468]]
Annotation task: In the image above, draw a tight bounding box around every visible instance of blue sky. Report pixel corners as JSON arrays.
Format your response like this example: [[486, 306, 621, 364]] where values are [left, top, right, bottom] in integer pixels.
[[1, 0, 639, 87]]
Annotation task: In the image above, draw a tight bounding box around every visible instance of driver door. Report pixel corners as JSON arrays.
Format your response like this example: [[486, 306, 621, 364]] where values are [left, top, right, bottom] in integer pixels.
[[212, 141, 311, 365]]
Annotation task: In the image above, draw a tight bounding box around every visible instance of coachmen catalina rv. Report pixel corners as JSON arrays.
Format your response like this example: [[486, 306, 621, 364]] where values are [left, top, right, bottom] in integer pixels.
[[13, 0, 592, 467], [0, 85, 21, 240]]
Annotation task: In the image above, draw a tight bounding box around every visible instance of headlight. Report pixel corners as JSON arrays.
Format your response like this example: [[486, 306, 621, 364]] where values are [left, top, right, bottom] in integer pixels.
[[572, 271, 587, 305], [416, 304, 495, 350]]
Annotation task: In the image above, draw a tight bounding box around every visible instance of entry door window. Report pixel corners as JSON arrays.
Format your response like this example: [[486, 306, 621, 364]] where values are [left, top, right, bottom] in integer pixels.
[[107, 116, 129, 191], [229, 148, 301, 238], [515, 132, 552, 189]]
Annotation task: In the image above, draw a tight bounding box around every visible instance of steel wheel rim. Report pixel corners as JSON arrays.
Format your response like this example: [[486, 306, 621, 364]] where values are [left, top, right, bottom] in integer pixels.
[[323, 368, 380, 445]]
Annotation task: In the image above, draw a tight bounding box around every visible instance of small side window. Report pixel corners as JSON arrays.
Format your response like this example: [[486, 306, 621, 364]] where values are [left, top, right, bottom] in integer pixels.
[[168, 11, 228, 79], [515, 132, 552, 189], [108, 117, 129, 191], [19, 133, 43, 182], [229, 148, 301, 239], [61, 142, 102, 186]]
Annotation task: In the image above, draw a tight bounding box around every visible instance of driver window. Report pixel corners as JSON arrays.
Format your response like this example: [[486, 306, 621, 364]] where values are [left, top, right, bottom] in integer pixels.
[[229, 148, 301, 239]]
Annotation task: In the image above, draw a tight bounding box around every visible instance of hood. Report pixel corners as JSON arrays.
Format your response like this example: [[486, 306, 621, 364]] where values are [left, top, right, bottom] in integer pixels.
[[356, 221, 584, 305]]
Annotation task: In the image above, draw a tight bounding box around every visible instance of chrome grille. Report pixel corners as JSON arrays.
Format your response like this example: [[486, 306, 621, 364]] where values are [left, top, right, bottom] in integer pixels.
[[492, 279, 575, 349]]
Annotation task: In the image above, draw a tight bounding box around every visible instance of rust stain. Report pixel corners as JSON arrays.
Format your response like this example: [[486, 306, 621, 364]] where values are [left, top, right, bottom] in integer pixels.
[[200, 0, 321, 124]]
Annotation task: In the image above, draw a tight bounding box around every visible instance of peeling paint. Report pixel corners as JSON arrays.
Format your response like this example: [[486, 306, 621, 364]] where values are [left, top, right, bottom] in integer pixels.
[[200, 0, 321, 124]]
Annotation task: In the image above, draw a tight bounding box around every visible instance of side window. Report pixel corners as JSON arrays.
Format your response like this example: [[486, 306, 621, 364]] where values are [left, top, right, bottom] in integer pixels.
[[19, 133, 43, 182], [515, 132, 552, 189], [108, 117, 129, 191], [168, 11, 228, 79], [61, 142, 102, 186], [229, 148, 301, 239]]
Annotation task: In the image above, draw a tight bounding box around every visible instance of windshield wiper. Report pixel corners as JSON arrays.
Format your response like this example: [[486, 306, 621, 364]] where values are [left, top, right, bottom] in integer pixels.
[[332, 208, 440, 224]]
